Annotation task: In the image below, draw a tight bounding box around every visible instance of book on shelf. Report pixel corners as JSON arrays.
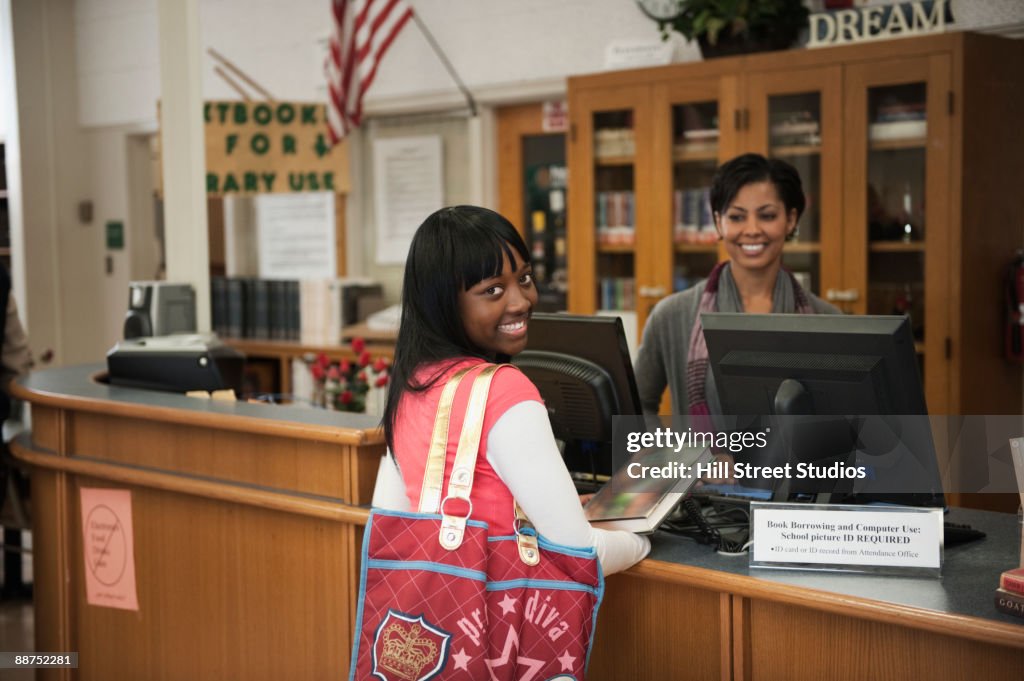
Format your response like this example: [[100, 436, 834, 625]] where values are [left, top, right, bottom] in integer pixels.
[[682, 127, 719, 140], [999, 567, 1024, 596], [869, 119, 927, 141], [673, 141, 718, 156], [875, 101, 925, 122], [772, 133, 822, 148], [770, 120, 820, 137], [585, 444, 713, 534], [994, 587, 1024, 619]]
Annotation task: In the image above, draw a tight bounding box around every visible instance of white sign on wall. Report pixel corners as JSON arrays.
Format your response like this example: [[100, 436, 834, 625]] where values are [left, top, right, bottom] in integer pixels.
[[255, 192, 337, 279], [372, 135, 444, 265]]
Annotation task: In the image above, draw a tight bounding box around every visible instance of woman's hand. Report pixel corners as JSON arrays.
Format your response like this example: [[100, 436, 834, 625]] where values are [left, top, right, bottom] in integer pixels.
[[578, 493, 595, 506]]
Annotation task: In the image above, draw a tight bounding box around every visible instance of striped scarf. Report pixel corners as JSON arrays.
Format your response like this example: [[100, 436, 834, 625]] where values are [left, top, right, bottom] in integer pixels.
[[686, 262, 814, 420]]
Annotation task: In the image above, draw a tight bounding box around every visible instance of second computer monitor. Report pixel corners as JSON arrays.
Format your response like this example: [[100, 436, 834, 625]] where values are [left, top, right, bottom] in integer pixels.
[[702, 312, 942, 506]]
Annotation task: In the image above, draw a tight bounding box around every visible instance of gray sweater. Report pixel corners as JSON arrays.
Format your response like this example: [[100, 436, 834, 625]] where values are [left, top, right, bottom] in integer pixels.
[[634, 266, 842, 415]]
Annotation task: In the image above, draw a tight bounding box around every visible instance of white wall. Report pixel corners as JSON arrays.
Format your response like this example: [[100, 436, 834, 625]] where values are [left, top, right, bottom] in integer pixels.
[[6, 0, 1024, 365], [72, 0, 674, 128]]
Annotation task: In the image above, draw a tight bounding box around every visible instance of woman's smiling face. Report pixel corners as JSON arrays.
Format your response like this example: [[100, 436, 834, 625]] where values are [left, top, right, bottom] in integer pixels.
[[457, 248, 537, 358], [715, 180, 797, 275]]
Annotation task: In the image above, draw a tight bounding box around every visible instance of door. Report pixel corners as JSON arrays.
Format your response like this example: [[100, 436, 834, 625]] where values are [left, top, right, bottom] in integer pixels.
[[496, 102, 568, 312]]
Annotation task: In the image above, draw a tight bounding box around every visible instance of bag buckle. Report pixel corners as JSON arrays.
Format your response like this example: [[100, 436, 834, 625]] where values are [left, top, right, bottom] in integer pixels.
[[514, 517, 541, 566], [439, 494, 473, 550]]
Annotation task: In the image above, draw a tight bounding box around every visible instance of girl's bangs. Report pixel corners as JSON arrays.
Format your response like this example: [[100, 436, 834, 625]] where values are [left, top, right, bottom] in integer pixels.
[[455, 227, 526, 289]]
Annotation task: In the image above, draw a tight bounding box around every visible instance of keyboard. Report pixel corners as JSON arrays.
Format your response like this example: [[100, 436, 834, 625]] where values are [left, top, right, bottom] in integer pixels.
[[943, 521, 986, 546]]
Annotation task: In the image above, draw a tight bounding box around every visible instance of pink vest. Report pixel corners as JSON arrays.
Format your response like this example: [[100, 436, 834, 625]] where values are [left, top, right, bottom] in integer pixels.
[[393, 360, 542, 535]]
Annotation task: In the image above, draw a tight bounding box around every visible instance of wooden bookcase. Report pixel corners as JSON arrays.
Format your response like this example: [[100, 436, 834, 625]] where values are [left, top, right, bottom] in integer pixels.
[[567, 32, 1024, 421]]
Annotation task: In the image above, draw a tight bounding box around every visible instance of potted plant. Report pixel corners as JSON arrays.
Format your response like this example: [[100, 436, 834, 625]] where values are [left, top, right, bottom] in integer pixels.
[[655, 0, 810, 59]]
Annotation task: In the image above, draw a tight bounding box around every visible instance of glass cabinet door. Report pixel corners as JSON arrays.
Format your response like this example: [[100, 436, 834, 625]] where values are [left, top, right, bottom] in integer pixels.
[[669, 101, 722, 286], [568, 86, 653, 328], [844, 57, 952, 411], [649, 78, 734, 334], [746, 67, 842, 301]]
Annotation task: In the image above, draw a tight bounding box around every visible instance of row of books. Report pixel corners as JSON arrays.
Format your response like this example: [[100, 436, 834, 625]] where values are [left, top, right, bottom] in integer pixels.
[[770, 111, 821, 147], [672, 187, 718, 245], [596, 190, 635, 230], [210, 277, 382, 346], [594, 128, 635, 158], [597, 190, 636, 246], [599, 276, 635, 311]]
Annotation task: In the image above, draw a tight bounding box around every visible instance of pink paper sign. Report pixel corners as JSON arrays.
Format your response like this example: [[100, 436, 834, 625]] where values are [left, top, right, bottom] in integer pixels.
[[79, 487, 139, 611]]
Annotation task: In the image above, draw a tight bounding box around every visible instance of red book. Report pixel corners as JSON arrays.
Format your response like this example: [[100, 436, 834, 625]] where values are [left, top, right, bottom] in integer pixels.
[[995, 588, 1024, 619], [999, 567, 1024, 596]]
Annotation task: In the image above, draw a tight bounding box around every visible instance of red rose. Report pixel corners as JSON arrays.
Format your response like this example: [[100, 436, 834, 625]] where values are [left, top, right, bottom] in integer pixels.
[[372, 357, 387, 373], [326, 366, 341, 381], [374, 374, 389, 388], [311, 364, 325, 381], [316, 352, 330, 369], [340, 359, 352, 373], [359, 351, 371, 367], [340, 390, 353, 404], [358, 371, 367, 383], [351, 337, 366, 353]]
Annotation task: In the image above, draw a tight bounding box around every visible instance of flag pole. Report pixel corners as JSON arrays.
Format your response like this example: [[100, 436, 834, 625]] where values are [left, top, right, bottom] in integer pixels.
[[410, 12, 477, 116]]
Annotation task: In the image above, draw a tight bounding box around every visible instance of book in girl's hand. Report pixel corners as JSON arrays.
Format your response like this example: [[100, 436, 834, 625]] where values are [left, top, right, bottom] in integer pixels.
[[994, 587, 1024, 619], [998, 567, 1024, 596], [585, 445, 713, 534]]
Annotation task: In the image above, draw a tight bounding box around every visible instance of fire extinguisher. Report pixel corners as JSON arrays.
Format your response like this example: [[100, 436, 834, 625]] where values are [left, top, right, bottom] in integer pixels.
[[1005, 250, 1024, 361]]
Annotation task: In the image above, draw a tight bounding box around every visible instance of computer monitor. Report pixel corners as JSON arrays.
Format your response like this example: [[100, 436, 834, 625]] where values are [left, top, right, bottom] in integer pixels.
[[513, 313, 642, 487], [702, 312, 943, 506]]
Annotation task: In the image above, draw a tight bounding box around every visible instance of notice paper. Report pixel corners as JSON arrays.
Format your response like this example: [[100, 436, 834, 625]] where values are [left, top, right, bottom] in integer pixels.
[[373, 135, 443, 264], [751, 504, 943, 574], [80, 488, 140, 611]]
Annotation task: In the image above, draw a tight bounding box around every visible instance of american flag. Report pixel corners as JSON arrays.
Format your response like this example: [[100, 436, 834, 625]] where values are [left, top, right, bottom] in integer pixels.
[[325, 0, 414, 145]]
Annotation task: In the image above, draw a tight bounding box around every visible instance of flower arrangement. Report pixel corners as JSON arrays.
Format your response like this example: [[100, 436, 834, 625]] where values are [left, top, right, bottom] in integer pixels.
[[309, 337, 390, 413]]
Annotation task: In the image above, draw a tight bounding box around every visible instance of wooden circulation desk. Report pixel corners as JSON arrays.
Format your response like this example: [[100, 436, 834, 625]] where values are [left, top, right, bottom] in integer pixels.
[[12, 365, 1024, 680]]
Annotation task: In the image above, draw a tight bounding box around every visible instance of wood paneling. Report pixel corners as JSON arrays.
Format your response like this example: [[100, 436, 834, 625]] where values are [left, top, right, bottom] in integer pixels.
[[67, 412, 354, 499], [589, 573, 723, 680], [748, 600, 1024, 681]]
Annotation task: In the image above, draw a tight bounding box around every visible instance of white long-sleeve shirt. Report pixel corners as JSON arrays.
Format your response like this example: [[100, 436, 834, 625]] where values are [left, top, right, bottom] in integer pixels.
[[372, 400, 651, 575]]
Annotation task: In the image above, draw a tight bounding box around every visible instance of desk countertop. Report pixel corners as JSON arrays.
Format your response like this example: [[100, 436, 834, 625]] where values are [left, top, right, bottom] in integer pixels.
[[13, 363, 385, 445], [645, 506, 1024, 634]]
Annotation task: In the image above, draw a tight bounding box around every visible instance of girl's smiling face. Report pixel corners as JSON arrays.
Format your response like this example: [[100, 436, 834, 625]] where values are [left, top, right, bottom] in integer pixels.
[[457, 248, 537, 358]]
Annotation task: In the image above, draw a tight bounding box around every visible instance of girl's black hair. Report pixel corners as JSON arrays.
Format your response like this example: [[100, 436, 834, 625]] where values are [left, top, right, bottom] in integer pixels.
[[382, 205, 530, 455], [709, 153, 806, 238]]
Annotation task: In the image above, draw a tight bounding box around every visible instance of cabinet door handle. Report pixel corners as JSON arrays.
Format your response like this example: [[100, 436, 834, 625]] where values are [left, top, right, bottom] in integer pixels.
[[638, 286, 667, 298], [825, 288, 859, 302]]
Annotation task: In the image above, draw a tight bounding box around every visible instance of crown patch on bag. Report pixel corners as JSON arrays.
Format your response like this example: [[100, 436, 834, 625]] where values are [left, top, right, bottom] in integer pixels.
[[372, 609, 451, 681]]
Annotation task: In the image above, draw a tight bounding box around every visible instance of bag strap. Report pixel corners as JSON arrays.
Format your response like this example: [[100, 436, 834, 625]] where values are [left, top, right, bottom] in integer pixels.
[[418, 365, 475, 513], [514, 501, 540, 566], [438, 364, 503, 550]]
